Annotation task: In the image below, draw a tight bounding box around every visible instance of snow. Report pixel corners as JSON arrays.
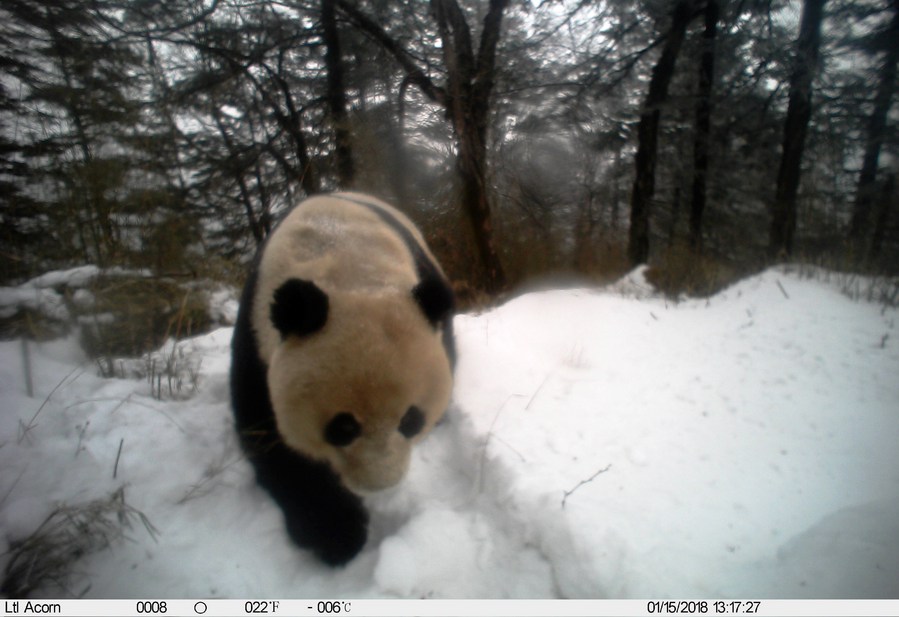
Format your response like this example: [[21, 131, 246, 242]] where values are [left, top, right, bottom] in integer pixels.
[[0, 286, 68, 321], [1, 266, 897, 599], [0, 265, 231, 326], [0, 266, 151, 321], [25, 266, 105, 290]]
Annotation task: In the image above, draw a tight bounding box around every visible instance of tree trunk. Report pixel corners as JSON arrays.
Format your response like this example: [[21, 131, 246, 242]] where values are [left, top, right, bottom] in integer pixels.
[[431, 0, 508, 292], [628, 0, 696, 266], [768, 0, 827, 260], [611, 145, 623, 232], [688, 0, 718, 254], [848, 0, 898, 253], [338, 0, 507, 293], [322, 0, 355, 188], [868, 173, 895, 262]]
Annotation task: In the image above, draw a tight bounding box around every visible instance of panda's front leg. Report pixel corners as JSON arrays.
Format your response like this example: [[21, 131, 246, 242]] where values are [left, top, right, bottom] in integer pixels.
[[253, 443, 368, 566]]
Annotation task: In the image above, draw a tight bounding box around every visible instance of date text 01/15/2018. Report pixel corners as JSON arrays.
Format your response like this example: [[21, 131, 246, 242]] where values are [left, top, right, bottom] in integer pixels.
[[646, 600, 762, 614]]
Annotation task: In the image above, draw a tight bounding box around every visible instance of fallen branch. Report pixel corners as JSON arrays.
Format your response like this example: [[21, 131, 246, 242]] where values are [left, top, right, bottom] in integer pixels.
[[113, 438, 124, 479], [562, 464, 612, 509], [776, 279, 790, 299]]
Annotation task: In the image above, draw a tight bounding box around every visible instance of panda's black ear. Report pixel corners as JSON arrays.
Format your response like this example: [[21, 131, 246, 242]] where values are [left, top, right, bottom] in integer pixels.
[[412, 276, 454, 327], [271, 278, 329, 338]]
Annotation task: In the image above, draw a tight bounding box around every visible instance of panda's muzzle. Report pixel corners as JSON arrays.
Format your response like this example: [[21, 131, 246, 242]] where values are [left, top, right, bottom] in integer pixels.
[[321, 406, 426, 492], [339, 435, 412, 492]]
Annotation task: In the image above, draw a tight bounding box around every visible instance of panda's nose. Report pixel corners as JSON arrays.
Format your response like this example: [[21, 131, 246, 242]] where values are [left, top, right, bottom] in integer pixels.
[[345, 442, 410, 491]]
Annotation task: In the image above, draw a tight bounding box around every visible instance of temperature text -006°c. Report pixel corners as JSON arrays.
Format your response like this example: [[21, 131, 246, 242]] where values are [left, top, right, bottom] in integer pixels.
[[310, 601, 351, 614]]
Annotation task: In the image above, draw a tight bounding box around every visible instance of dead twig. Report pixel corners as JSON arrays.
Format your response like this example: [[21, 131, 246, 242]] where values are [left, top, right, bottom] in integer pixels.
[[776, 279, 790, 299], [562, 464, 612, 509], [112, 438, 124, 479], [474, 393, 526, 496], [19, 366, 85, 444], [0, 465, 27, 510], [177, 452, 245, 505], [525, 371, 554, 411], [21, 339, 33, 398]]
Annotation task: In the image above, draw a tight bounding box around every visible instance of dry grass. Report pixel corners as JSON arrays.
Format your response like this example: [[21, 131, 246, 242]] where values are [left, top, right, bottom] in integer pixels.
[[645, 243, 740, 299], [1, 487, 157, 598], [143, 343, 203, 401], [789, 261, 899, 309], [82, 276, 212, 366]]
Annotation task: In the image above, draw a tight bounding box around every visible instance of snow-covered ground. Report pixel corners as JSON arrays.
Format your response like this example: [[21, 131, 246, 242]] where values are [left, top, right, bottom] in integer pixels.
[[1, 266, 897, 598]]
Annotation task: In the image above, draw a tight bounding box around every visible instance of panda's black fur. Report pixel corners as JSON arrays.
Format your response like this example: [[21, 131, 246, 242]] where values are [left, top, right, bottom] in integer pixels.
[[230, 192, 455, 566]]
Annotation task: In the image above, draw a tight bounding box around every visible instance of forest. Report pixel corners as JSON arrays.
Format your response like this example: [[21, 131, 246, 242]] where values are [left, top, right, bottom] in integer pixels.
[[1, 0, 897, 305]]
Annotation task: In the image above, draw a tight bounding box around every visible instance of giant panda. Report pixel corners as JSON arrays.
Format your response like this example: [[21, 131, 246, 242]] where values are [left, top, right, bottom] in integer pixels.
[[230, 192, 455, 566]]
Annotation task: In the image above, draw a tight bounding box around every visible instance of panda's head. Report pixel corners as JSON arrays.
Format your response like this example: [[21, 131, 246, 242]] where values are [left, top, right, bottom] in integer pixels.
[[265, 276, 453, 492]]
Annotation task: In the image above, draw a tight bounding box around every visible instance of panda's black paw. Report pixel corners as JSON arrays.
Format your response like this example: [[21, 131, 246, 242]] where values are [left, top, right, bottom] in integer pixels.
[[284, 492, 369, 567], [310, 516, 368, 567]]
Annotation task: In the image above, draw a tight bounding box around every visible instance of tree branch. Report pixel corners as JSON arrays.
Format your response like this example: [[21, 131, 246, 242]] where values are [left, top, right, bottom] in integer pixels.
[[335, 0, 446, 105], [474, 0, 508, 100]]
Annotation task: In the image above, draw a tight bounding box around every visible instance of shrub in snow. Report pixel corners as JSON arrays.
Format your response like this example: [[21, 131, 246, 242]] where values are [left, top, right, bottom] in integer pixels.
[[78, 276, 212, 360], [0, 266, 238, 362]]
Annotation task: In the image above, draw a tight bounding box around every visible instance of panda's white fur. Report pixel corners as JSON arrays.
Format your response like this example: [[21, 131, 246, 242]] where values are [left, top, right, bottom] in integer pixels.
[[245, 192, 453, 492]]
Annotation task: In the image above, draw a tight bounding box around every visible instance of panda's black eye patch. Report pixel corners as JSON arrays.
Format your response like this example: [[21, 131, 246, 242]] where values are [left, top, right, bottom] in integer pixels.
[[324, 412, 361, 447], [398, 406, 425, 439], [270, 278, 329, 339]]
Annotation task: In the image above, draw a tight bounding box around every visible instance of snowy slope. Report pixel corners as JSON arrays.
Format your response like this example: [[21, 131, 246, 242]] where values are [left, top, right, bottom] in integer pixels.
[[1, 266, 897, 599]]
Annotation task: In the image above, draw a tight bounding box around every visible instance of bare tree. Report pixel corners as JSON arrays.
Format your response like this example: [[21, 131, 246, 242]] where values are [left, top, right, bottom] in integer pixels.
[[848, 0, 898, 257], [338, 0, 508, 292], [322, 0, 355, 188], [628, 0, 697, 265], [688, 0, 719, 253], [769, 0, 827, 259]]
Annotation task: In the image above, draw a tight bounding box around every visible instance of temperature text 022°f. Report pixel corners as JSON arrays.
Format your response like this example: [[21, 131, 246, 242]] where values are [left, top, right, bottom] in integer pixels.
[[245, 601, 279, 613]]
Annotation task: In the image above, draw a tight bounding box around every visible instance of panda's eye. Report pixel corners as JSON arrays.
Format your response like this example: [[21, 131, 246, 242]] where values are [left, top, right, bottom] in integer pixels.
[[324, 412, 361, 447], [398, 406, 425, 439]]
